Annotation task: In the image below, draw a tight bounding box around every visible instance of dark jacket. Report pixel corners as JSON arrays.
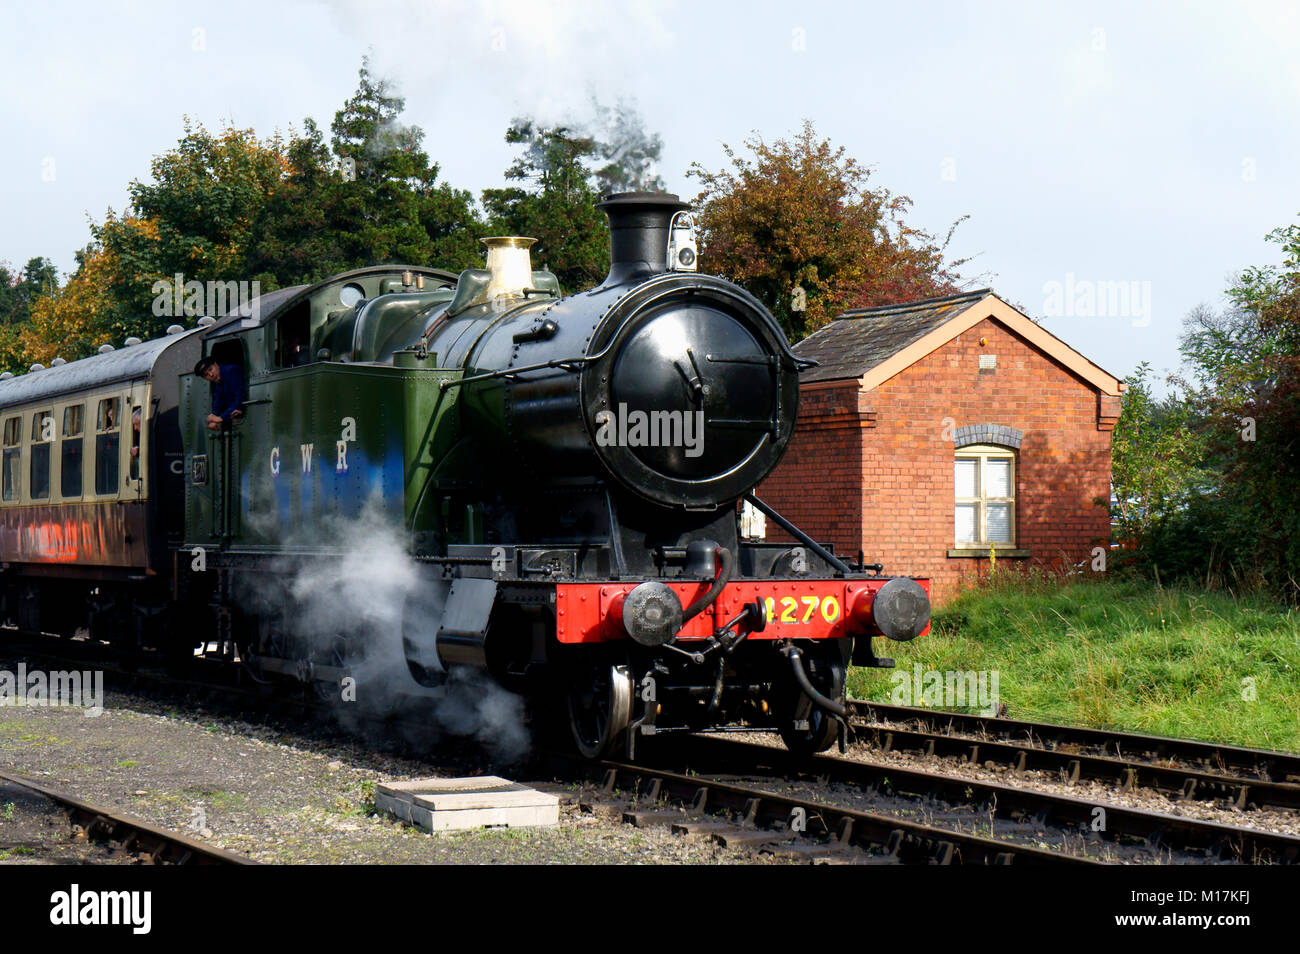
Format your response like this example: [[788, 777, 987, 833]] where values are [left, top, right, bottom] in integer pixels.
[[212, 364, 245, 422]]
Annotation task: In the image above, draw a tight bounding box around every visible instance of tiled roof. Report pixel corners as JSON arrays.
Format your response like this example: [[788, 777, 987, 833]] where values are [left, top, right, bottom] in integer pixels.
[[794, 288, 992, 383]]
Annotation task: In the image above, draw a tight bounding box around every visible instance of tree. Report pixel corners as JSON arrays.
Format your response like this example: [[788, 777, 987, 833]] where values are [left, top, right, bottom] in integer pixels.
[[481, 121, 609, 289], [1173, 220, 1300, 596], [101, 121, 289, 341], [13, 58, 486, 369], [18, 243, 124, 368], [0, 257, 58, 326], [688, 121, 966, 340], [1109, 363, 1210, 564], [250, 59, 484, 285]]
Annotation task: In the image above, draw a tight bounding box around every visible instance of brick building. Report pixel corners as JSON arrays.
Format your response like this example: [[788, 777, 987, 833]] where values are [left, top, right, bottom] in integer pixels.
[[758, 289, 1124, 604]]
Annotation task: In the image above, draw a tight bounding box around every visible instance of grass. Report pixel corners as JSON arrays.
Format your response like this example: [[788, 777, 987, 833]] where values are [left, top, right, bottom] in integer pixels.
[[357, 779, 377, 815], [847, 575, 1300, 752]]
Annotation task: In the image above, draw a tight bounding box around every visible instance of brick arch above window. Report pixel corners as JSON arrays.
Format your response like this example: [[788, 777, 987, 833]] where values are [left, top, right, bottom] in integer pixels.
[[953, 424, 1023, 449]]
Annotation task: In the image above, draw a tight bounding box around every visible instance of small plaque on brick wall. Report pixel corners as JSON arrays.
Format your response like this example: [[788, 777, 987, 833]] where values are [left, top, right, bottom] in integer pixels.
[[978, 354, 997, 370]]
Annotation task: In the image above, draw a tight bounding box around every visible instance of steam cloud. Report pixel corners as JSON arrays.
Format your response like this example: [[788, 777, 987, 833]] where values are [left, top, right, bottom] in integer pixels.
[[235, 496, 531, 762]]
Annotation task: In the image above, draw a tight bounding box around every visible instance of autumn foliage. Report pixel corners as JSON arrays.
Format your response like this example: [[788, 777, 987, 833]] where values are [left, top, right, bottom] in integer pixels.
[[689, 121, 966, 341]]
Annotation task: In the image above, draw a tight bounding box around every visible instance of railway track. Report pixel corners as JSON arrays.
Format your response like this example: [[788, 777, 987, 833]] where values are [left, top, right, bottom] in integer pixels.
[[559, 755, 1097, 865], [662, 735, 1300, 864], [4, 632, 1299, 864], [0, 768, 253, 865], [849, 701, 1300, 811]]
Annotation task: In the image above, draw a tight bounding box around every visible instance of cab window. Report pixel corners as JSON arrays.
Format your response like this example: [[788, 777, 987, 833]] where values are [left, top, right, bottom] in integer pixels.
[[61, 404, 84, 498], [30, 410, 52, 500], [275, 302, 311, 368], [95, 398, 120, 495], [2, 417, 19, 501]]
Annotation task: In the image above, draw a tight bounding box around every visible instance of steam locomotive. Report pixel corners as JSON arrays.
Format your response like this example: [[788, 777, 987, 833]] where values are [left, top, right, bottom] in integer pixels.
[[0, 191, 930, 757]]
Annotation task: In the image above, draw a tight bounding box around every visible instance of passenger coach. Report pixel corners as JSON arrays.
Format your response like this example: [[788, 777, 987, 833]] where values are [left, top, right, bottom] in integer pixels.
[[0, 331, 200, 644]]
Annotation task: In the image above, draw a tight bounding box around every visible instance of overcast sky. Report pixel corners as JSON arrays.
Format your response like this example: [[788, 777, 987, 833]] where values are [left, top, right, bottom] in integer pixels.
[[2, 0, 1297, 387]]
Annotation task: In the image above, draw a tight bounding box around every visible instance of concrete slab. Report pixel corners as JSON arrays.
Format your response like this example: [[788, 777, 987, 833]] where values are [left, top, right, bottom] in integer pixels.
[[377, 776, 560, 833]]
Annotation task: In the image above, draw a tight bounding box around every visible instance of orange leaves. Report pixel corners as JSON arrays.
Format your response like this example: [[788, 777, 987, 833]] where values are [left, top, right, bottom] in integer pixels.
[[689, 121, 963, 341], [17, 245, 120, 367]]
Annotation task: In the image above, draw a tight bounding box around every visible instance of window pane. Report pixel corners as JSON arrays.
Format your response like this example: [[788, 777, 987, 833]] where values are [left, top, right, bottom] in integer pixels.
[[986, 458, 1012, 498], [96, 433, 119, 495], [61, 439, 83, 497], [30, 443, 50, 500], [986, 503, 1012, 542], [955, 504, 978, 543], [31, 411, 52, 443], [2, 449, 18, 500], [129, 406, 141, 480], [955, 458, 978, 498], [2, 418, 18, 446], [97, 398, 119, 432], [63, 405, 84, 437]]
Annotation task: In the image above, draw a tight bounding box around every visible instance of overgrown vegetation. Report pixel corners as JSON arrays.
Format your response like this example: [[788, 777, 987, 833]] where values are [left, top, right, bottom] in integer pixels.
[[849, 575, 1300, 752], [1112, 220, 1300, 601]]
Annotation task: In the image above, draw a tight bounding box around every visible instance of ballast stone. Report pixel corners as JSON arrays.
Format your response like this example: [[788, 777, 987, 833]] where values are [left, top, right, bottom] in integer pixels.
[[377, 776, 559, 832]]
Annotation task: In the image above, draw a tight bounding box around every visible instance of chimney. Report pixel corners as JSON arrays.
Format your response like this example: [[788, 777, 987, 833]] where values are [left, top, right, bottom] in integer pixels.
[[596, 191, 690, 287]]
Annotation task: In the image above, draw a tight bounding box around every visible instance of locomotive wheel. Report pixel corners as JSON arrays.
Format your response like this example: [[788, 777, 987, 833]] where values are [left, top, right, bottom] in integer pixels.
[[778, 653, 845, 757], [311, 635, 356, 705], [567, 659, 634, 759]]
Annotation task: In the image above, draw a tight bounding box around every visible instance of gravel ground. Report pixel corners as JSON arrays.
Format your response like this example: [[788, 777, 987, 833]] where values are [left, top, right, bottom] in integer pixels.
[[0, 666, 797, 865]]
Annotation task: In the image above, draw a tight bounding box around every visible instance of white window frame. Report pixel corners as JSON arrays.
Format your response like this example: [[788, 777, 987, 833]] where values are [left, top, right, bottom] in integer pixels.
[[954, 444, 1017, 549]]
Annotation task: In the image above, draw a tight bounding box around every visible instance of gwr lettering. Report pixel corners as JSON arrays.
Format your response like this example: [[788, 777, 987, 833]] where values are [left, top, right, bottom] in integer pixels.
[[300, 443, 313, 473]]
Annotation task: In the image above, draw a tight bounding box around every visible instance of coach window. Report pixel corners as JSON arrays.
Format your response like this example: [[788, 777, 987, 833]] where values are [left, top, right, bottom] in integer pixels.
[[1, 417, 19, 501], [30, 410, 53, 501], [61, 404, 85, 498], [95, 397, 120, 496], [128, 405, 142, 480], [954, 445, 1016, 548]]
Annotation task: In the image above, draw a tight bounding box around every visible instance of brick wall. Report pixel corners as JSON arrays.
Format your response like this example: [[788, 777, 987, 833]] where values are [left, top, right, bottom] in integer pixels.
[[757, 380, 865, 557], [760, 317, 1114, 604]]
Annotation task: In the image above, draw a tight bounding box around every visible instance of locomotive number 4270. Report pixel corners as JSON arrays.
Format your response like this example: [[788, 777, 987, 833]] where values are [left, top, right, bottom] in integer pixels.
[[764, 595, 842, 624]]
